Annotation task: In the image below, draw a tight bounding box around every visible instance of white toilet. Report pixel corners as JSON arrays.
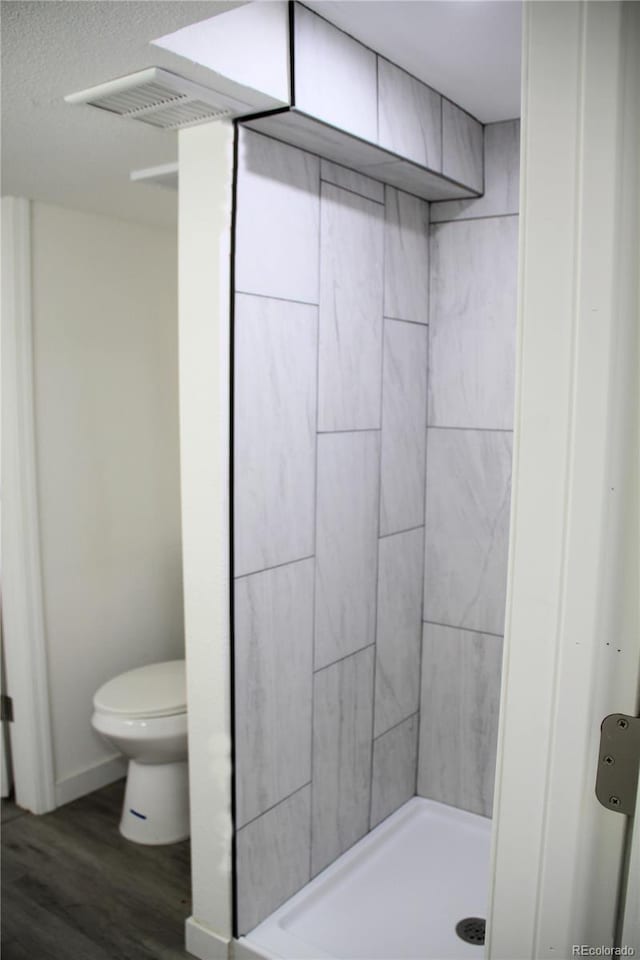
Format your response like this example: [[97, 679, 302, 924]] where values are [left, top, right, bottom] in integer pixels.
[[91, 659, 189, 845]]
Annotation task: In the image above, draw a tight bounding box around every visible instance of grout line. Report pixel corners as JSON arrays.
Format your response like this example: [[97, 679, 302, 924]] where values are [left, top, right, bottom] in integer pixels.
[[367, 201, 388, 832], [234, 555, 315, 581], [423, 619, 504, 640], [430, 212, 519, 225], [317, 427, 381, 435], [309, 161, 322, 878], [235, 289, 319, 309], [383, 315, 429, 328], [374, 710, 420, 743], [320, 177, 384, 206], [379, 523, 424, 541], [440, 95, 444, 174], [416, 226, 432, 798], [237, 781, 312, 832], [313, 643, 376, 675], [427, 425, 514, 434]]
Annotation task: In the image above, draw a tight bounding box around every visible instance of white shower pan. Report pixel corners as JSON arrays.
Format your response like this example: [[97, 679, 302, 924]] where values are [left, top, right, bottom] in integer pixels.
[[240, 797, 491, 960]]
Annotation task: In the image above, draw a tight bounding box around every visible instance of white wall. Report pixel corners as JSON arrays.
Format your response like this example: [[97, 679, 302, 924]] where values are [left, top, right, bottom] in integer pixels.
[[29, 201, 184, 804]]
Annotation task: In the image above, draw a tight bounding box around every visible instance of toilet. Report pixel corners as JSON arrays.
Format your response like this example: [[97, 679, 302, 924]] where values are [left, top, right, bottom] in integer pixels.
[[91, 660, 189, 845]]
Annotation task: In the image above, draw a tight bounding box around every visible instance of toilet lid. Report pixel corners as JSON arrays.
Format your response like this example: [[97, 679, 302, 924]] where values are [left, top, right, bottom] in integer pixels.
[[93, 660, 186, 718]]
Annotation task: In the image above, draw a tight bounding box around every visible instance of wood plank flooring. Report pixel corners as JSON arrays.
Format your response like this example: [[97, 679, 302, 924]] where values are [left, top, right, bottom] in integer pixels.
[[1, 780, 192, 960]]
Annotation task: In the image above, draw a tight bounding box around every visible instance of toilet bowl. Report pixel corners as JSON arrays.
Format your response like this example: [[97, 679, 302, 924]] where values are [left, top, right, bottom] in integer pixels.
[[92, 660, 189, 845]]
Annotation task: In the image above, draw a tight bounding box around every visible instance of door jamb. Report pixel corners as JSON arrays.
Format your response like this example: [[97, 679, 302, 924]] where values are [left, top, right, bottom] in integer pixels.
[[1, 196, 56, 813]]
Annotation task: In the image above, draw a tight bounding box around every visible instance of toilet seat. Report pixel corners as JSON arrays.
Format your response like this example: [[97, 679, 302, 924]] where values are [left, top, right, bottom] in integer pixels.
[[93, 660, 186, 719]]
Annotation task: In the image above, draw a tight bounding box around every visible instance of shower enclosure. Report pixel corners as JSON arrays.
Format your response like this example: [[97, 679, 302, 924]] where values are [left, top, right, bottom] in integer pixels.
[[229, 7, 519, 954]]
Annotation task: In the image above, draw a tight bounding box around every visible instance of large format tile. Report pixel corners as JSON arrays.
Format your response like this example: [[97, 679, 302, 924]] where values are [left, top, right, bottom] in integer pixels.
[[361, 157, 477, 202], [318, 183, 384, 431], [441, 100, 484, 193], [320, 159, 384, 204], [234, 559, 314, 827], [235, 129, 320, 304], [245, 112, 478, 203], [378, 59, 442, 172], [294, 5, 378, 143], [431, 120, 520, 223], [311, 647, 374, 876], [429, 218, 518, 430], [423, 429, 512, 636], [236, 786, 311, 934], [234, 294, 317, 576], [315, 431, 380, 670], [417, 624, 503, 817], [379, 320, 428, 536], [370, 715, 419, 828], [374, 528, 424, 737], [384, 187, 429, 325]]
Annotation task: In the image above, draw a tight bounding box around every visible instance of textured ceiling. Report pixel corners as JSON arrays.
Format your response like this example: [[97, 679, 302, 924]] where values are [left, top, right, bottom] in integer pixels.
[[1, 1, 242, 228], [1, 1, 521, 228]]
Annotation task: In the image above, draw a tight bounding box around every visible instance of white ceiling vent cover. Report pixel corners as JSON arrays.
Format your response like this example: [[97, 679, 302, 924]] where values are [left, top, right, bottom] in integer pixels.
[[65, 67, 247, 129]]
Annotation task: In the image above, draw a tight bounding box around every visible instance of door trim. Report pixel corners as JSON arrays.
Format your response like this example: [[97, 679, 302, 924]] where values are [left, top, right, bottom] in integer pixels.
[[1, 196, 56, 813], [488, 3, 640, 956]]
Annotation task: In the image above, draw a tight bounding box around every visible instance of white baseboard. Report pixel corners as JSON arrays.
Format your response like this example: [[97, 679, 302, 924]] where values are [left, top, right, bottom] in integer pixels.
[[185, 916, 230, 960], [54, 755, 127, 808]]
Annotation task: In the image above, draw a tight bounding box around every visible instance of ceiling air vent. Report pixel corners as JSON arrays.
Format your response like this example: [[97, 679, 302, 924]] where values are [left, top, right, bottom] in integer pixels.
[[64, 67, 247, 130]]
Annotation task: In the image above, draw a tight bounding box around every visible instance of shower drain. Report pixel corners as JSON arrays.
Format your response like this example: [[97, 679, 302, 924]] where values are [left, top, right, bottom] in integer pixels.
[[455, 917, 486, 945]]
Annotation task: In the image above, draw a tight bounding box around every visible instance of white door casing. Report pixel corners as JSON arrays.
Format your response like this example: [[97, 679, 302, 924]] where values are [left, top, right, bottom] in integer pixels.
[[1, 196, 56, 814], [488, 2, 640, 957]]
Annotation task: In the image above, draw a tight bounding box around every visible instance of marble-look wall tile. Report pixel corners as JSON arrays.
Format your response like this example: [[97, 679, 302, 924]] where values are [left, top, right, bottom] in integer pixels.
[[417, 624, 502, 816], [315, 431, 380, 670], [294, 4, 378, 143], [236, 785, 311, 934], [235, 559, 314, 827], [318, 183, 384, 431], [429, 218, 518, 431], [371, 715, 419, 828], [378, 58, 442, 172], [235, 129, 320, 304], [380, 320, 428, 536], [384, 187, 429, 325], [374, 528, 423, 737], [441, 100, 484, 194], [431, 120, 520, 223], [311, 647, 374, 876], [424, 429, 512, 636], [320, 159, 384, 204], [234, 294, 317, 576]]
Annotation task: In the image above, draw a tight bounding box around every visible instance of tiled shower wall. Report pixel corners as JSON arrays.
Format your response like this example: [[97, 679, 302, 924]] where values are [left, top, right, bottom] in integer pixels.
[[417, 120, 521, 816], [233, 127, 429, 934]]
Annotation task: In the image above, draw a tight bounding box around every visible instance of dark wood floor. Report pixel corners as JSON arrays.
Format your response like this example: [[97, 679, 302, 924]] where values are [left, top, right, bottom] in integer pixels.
[[1, 780, 192, 959]]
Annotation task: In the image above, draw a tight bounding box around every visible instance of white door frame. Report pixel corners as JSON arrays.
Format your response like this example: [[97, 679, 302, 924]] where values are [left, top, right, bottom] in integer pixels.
[[1, 196, 56, 813], [488, 2, 639, 956]]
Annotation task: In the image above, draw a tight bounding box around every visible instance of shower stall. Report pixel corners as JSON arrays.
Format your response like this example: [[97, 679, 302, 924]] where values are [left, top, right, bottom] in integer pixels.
[[228, 7, 519, 954]]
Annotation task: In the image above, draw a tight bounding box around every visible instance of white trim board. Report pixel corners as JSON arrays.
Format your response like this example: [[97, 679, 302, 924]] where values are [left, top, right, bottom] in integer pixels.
[[178, 121, 235, 942], [1, 196, 56, 814], [185, 916, 231, 960], [488, 2, 640, 956]]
